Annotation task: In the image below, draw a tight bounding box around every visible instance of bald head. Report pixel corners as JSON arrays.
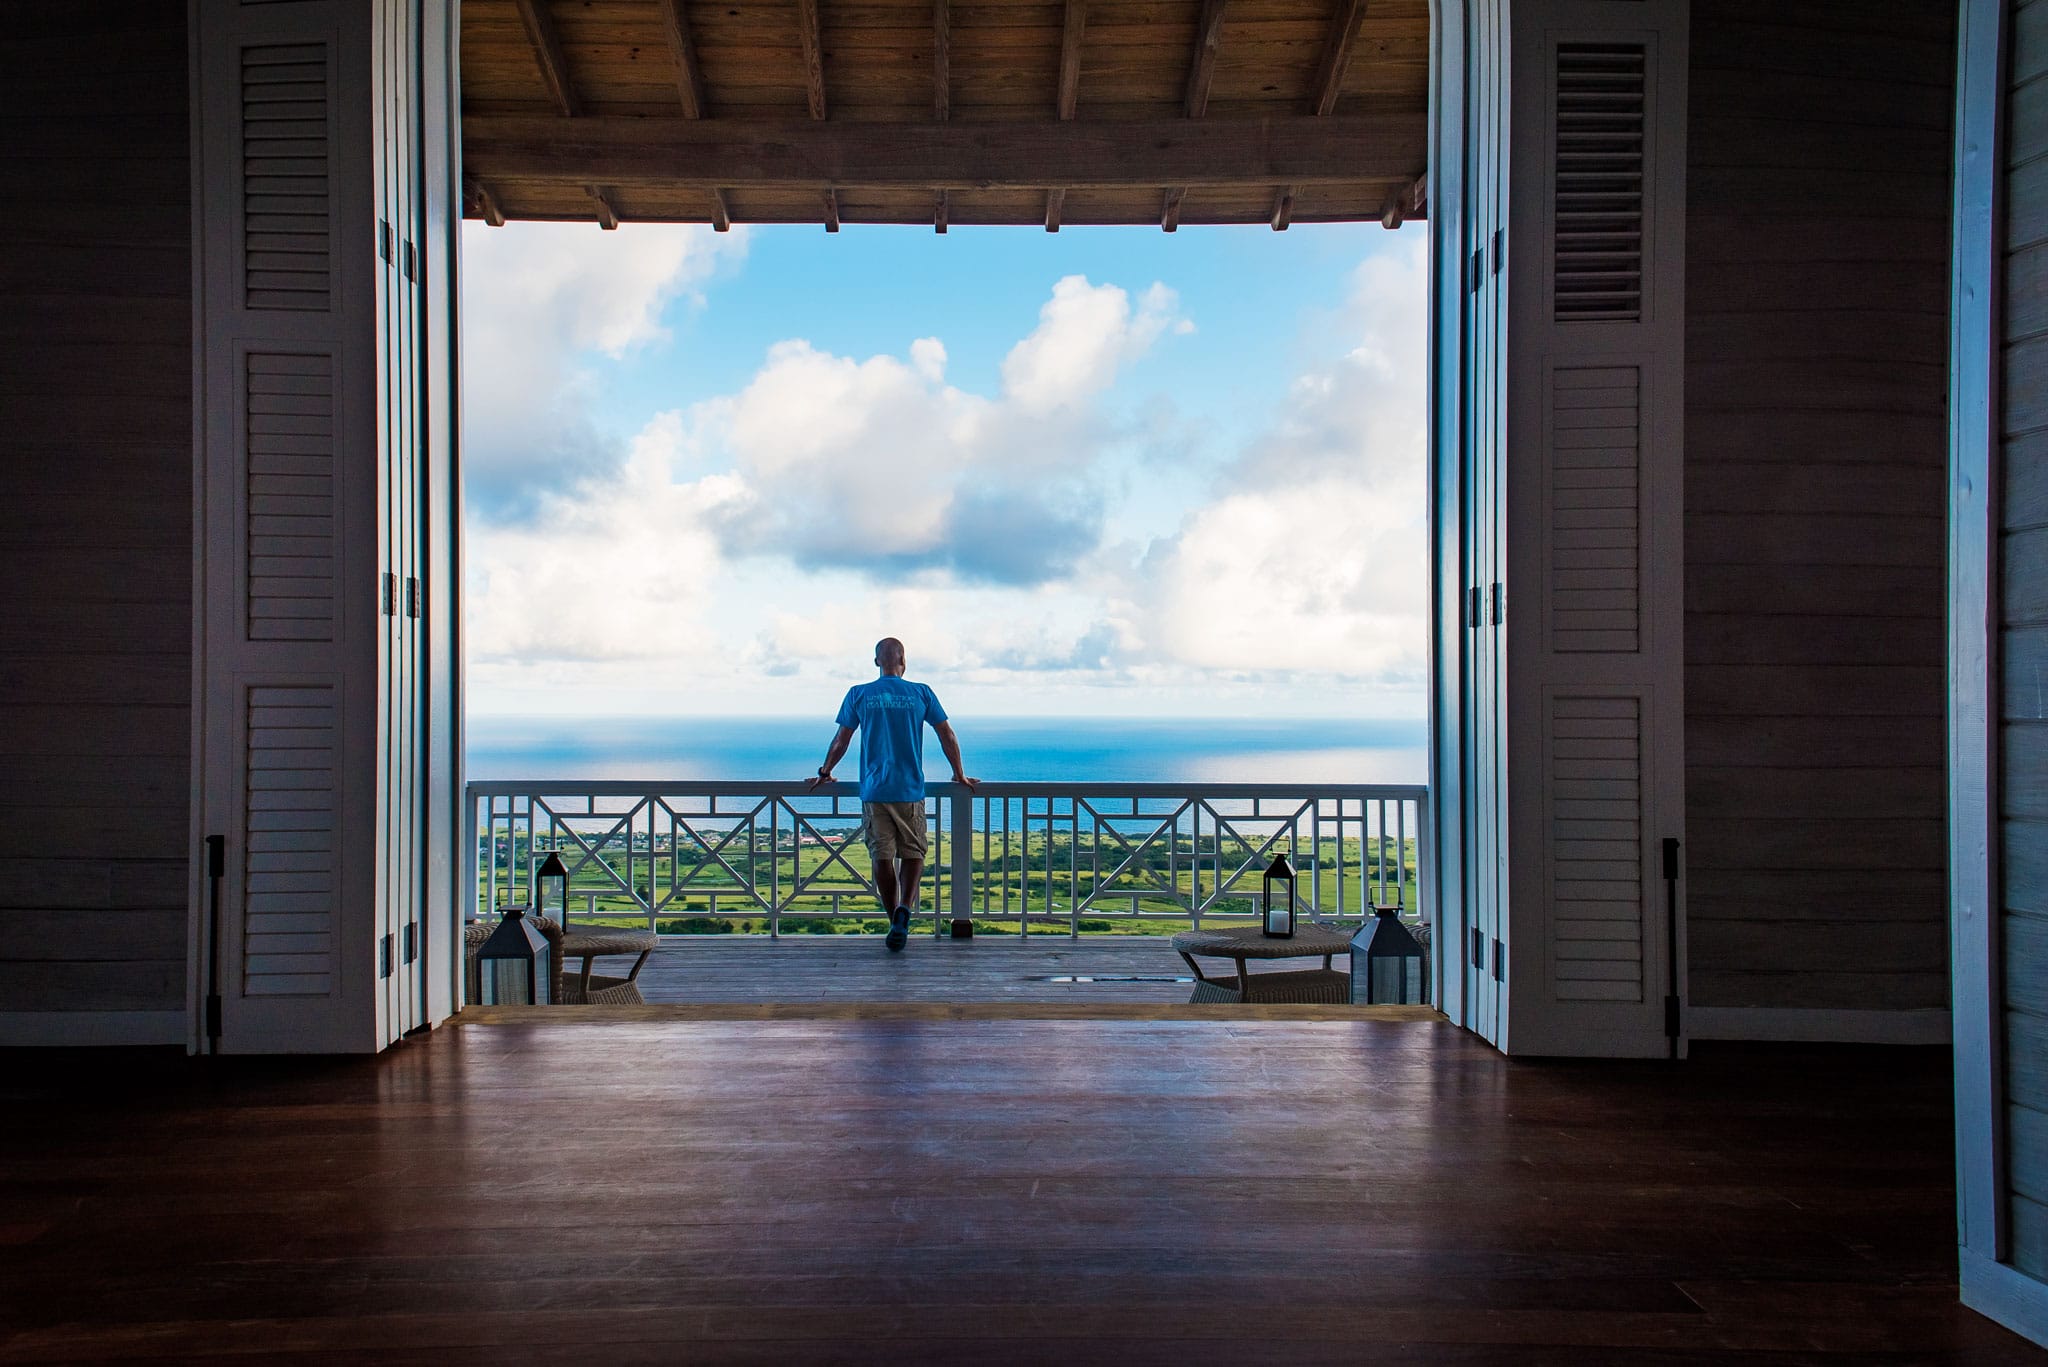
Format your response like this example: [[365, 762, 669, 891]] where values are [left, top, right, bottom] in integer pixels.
[[874, 637, 906, 675]]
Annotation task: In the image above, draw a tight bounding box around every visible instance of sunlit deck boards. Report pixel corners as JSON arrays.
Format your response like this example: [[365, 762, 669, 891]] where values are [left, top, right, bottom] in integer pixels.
[[0, 1028, 2037, 1361], [624, 932, 1207, 1004]]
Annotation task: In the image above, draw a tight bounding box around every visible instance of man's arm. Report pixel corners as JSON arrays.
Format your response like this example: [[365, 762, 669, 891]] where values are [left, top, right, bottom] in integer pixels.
[[805, 726, 856, 792], [933, 720, 978, 791]]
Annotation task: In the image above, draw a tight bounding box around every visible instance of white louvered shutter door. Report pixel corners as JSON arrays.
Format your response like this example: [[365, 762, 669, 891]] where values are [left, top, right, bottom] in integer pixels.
[[1498, 0, 1688, 1057], [195, 0, 419, 1053]]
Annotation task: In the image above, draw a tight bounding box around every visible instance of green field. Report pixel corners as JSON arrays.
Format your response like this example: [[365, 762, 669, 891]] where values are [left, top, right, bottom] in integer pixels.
[[477, 824, 1418, 935]]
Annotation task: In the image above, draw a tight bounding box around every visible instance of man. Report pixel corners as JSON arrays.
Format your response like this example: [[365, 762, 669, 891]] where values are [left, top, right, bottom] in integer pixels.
[[806, 638, 977, 951]]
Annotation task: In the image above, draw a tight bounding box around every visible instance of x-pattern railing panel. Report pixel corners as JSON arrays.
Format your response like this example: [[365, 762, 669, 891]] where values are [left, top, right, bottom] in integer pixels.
[[468, 780, 1429, 939]]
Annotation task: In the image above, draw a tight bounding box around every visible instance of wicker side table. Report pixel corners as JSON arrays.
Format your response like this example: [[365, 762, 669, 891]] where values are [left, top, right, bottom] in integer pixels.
[[1170, 925, 1354, 1005], [555, 928, 658, 1005]]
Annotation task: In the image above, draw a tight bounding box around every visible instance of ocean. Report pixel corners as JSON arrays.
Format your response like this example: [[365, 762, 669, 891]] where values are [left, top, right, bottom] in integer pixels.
[[465, 715, 1428, 786]]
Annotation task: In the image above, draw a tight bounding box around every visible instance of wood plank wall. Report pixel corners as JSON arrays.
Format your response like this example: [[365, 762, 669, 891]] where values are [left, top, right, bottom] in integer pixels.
[[2003, 0, 2048, 1281], [1683, 0, 1955, 1014], [0, 3, 193, 1032]]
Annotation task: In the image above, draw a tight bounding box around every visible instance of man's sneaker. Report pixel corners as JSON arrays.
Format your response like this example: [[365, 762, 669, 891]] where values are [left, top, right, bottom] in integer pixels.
[[885, 906, 910, 952]]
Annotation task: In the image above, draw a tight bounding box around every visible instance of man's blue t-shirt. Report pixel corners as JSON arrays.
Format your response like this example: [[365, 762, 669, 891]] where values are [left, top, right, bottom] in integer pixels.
[[835, 677, 947, 803]]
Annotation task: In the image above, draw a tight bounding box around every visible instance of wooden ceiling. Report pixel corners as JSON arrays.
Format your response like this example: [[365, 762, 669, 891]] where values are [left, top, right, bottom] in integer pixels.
[[459, 0, 1429, 229]]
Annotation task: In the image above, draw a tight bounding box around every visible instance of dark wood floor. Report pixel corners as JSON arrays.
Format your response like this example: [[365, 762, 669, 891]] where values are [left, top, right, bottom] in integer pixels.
[[1, 1021, 2039, 1364]]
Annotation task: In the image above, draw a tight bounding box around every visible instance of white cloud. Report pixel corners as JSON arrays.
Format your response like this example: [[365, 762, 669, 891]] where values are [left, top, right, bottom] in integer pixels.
[[460, 220, 747, 517], [1133, 235, 1429, 686], [1000, 276, 1181, 413], [702, 275, 1183, 584], [461, 234, 1430, 716], [465, 414, 744, 665]]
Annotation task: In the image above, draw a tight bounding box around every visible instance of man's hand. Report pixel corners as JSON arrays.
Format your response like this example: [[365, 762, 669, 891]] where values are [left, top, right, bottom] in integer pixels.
[[954, 773, 980, 792], [809, 727, 855, 794]]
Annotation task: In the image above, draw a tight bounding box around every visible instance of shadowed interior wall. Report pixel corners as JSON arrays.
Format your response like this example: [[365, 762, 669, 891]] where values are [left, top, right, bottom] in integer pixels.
[[0, 2, 192, 1040], [2001, 0, 2048, 1280], [1683, 0, 1955, 1017]]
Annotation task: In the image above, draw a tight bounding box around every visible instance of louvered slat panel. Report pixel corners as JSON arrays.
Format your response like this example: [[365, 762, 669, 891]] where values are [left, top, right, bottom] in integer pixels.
[[1550, 366, 1640, 652], [1549, 695, 1644, 1002], [1553, 43, 1644, 322], [246, 352, 336, 641], [245, 686, 337, 995], [242, 43, 331, 311]]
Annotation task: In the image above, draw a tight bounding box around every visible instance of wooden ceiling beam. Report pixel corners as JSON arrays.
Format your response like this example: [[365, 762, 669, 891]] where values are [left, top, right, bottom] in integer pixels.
[[511, 0, 579, 117], [1184, 0, 1228, 119], [797, 0, 828, 120], [709, 186, 732, 232], [1057, 0, 1088, 119], [467, 178, 506, 227], [936, 188, 950, 233], [934, 0, 951, 121], [656, 0, 710, 120], [1270, 185, 1294, 230], [1045, 186, 1065, 232], [588, 185, 620, 229], [1309, 0, 1370, 117], [824, 186, 841, 231], [464, 113, 1425, 189], [1161, 185, 1186, 232]]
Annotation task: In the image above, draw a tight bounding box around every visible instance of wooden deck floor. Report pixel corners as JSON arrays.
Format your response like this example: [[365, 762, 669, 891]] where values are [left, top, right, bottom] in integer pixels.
[[627, 934, 1209, 1004], [1, 1024, 2038, 1364]]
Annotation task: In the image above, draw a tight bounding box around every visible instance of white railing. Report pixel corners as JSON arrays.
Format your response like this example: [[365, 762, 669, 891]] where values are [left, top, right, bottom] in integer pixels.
[[465, 781, 1430, 939]]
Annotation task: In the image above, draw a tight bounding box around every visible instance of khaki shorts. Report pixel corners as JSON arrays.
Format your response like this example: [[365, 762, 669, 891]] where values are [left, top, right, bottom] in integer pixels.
[[861, 801, 928, 861]]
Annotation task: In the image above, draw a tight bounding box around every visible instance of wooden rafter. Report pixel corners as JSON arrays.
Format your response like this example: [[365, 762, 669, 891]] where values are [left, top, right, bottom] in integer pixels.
[[656, 0, 709, 119], [935, 188, 949, 233], [824, 186, 841, 231], [511, 0, 579, 117], [934, 0, 950, 121], [796, 0, 828, 120], [709, 187, 732, 232], [1051, 0, 1086, 231], [1184, 0, 1228, 119], [464, 113, 1425, 188], [467, 178, 506, 227], [1162, 0, 1226, 232], [1057, 0, 1087, 119], [1308, 0, 1370, 117], [588, 185, 620, 229], [1269, 185, 1294, 230], [1378, 179, 1405, 227]]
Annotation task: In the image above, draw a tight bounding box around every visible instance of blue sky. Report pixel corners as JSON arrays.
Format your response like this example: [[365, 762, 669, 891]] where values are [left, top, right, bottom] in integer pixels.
[[461, 220, 1426, 719]]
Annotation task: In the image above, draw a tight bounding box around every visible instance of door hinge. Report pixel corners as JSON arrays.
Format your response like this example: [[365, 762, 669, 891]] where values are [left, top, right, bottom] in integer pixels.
[[401, 239, 417, 282], [1468, 586, 1483, 628], [1470, 248, 1485, 293], [1491, 228, 1505, 275], [379, 933, 395, 980], [378, 219, 394, 264], [402, 921, 418, 965], [381, 572, 398, 616], [1490, 582, 1504, 625], [1471, 927, 1485, 967], [1491, 938, 1505, 983], [405, 576, 422, 619]]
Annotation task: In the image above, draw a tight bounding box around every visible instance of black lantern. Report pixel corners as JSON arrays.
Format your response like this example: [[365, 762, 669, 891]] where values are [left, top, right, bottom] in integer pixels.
[[534, 850, 568, 928], [1262, 853, 1296, 937], [477, 906, 552, 1005], [1350, 902, 1426, 1004]]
